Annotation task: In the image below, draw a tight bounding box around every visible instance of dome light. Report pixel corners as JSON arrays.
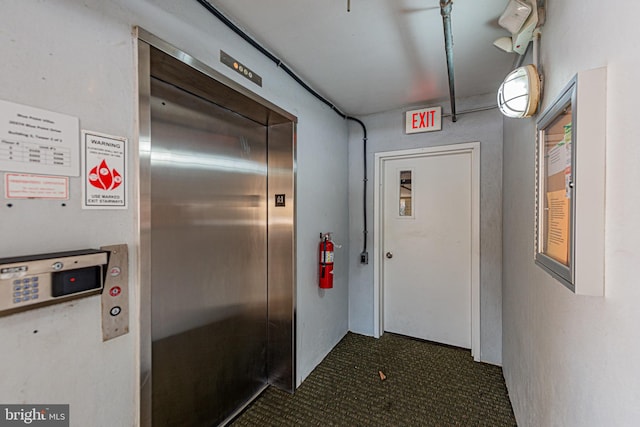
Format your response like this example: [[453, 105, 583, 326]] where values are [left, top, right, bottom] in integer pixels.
[[497, 64, 541, 118]]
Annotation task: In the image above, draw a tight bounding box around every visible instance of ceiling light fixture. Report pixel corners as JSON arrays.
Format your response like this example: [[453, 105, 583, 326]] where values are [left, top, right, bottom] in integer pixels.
[[497, 64, 541, 118]]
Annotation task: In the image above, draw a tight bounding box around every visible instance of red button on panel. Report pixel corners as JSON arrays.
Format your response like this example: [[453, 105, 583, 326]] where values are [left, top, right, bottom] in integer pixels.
[[109, 286, 121, 297]]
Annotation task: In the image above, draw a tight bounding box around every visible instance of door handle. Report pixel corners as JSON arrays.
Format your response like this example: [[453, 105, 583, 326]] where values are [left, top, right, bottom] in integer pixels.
[[386, 252, 393, 259]]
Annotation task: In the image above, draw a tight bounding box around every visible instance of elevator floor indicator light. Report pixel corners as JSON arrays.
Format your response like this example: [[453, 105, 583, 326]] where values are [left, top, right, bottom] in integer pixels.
[[220, 50, 262, 87]]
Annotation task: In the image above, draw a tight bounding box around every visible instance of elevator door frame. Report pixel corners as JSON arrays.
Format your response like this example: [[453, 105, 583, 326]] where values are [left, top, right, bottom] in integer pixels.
[[136, 28, 297, 426]]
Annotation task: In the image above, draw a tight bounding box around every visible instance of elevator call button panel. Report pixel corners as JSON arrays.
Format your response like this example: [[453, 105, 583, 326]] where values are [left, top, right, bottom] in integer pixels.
[[0, 249, 108, 316]]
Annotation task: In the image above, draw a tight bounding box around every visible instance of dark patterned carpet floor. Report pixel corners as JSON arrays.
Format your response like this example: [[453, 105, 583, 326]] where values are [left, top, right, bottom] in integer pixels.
[[231, 332, 516, 426]]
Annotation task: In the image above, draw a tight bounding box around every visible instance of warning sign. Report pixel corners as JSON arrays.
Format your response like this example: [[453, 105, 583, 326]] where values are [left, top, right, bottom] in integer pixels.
[[5, 173, 69, 199], [82, 130, 127, 209]]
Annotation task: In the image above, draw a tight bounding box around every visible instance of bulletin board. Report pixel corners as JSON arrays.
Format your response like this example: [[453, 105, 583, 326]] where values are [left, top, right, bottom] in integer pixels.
[[535, 79, 576, 290], [541, 111, 572, 265]]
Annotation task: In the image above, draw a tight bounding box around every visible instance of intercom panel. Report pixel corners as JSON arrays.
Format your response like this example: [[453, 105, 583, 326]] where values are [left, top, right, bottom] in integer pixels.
[[0, 249, 108, 316]]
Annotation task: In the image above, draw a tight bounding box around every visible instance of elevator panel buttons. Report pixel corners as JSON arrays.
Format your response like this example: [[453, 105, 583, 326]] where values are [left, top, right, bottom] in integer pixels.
[[100, 244, 129, 341], [0, 249, 108, 316]]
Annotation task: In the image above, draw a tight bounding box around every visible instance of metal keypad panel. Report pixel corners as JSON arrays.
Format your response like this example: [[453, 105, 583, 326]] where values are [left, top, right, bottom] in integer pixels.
[[0, 249, 107, 316], [1, 273, 52, 312], [12, 277, 41, 304]]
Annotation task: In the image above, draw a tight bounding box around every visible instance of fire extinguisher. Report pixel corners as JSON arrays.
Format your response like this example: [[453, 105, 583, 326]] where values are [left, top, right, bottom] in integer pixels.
[[319, 233, 334, 289]]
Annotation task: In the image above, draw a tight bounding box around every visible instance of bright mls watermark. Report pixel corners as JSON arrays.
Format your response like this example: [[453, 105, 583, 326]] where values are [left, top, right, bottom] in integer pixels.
[[0, 405, 68, 426]]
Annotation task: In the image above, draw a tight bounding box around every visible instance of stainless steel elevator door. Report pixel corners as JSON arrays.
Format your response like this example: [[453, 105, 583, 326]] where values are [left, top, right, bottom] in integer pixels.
[[150, 77, 268, 426]]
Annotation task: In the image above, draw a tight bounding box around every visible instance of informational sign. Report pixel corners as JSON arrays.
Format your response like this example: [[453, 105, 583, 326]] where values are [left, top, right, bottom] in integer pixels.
[[82, 130, 127, 209], [4, 173, 69, 199], [0, 99, 79, 176], [546, 190, 570, 264], [547, 143, 569, 176], [405, 106, 442, 134]]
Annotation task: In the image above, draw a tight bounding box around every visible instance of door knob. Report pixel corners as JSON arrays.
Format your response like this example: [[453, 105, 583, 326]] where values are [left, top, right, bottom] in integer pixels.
[[386, 252, 393, 259]]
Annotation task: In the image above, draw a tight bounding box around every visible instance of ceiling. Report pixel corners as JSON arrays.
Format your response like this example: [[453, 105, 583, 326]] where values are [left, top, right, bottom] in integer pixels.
[[207, 0, 516, 116]]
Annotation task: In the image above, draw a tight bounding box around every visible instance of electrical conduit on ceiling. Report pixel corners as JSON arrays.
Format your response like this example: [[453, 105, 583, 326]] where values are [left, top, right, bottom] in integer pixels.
[[195, 0, 370, 261], [440, 0, 457, 122]]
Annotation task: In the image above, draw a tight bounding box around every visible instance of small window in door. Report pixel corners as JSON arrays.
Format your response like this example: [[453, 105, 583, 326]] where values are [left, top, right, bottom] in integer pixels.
[[399, 170, 413, 217]]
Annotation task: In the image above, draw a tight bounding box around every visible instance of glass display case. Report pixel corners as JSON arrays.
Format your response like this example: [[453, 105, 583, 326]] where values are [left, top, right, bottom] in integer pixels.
[[535, 77, 576, 291], [535, 67, 607, 296]]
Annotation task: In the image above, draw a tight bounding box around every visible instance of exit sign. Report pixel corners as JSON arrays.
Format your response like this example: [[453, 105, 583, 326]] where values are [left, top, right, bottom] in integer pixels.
[[405, 106, 442, 134]]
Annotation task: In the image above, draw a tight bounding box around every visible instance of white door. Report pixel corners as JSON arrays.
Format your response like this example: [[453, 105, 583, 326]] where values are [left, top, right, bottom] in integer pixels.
[[382, 150, 472, 348]]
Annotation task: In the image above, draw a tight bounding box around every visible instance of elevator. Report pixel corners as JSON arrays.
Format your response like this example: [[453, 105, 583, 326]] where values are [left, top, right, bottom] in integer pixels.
[[137, 30, 296, 426]]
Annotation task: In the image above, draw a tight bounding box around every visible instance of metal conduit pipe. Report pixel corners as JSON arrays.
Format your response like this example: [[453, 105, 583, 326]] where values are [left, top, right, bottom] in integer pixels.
[[440, 0, 457, 122], [195, 0, 370, 262], [196, 0, 345, 117], [346, 117, 368, 260]]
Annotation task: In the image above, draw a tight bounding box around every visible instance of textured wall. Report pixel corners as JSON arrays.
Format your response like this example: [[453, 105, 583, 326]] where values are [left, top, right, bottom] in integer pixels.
[[502, 0, 640, 425], [0, 1, 349, 425], [347, 94, 504, 365]]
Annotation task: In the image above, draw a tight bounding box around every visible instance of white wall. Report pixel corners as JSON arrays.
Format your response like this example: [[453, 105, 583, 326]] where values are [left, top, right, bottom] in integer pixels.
[[502, 0, 640, 425], [347, 94, 504, 364], [0, 0, 349, 425]]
